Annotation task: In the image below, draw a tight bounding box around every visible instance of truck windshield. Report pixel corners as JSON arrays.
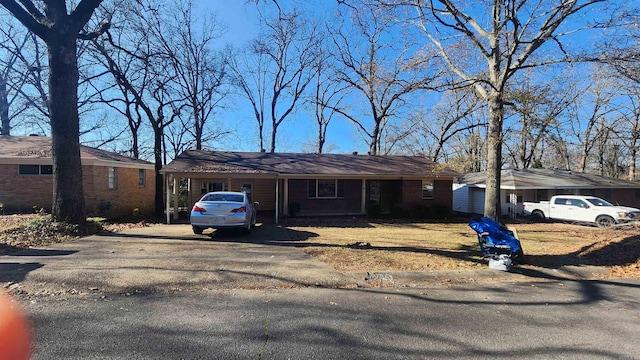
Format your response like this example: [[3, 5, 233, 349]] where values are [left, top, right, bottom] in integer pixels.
[[586, 198, 613, 207]]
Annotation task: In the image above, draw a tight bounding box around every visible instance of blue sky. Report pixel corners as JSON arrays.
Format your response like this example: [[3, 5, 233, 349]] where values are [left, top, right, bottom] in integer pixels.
[[203, 1, 368, 154]]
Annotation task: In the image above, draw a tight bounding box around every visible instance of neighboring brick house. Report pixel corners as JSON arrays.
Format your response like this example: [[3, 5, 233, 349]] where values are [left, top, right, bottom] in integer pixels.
[[0, 135, 155, 217], [160, 150, 459, 223]]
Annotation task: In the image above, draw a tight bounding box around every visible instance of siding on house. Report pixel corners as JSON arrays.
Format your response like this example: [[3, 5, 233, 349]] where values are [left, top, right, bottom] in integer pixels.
[[452, 184, 471, 214], [189, 178, 278, 211]]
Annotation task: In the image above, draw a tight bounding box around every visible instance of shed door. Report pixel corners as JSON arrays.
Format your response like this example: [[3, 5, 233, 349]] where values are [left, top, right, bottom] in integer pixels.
[[471, 189, 485, 215]]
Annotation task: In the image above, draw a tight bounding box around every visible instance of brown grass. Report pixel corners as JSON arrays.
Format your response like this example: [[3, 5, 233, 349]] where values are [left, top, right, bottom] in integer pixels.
[[286, 220, 640, 278], [3, 214, 639, 278]]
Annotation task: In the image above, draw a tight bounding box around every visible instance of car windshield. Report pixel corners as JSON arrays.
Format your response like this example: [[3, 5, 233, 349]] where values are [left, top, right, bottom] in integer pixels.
[[202, 194, 244, 202], [586, 198, 613, 207]]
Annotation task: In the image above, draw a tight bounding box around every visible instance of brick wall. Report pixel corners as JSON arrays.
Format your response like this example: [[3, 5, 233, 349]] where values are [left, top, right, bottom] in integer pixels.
[[84, 166, 155, 217], [401, 179, 453, 211], [0, 164, 53, 212], [0, 163, 155, 217]]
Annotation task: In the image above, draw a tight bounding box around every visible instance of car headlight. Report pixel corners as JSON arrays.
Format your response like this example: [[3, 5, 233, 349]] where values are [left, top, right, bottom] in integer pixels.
[[618, 212, 630, 218]]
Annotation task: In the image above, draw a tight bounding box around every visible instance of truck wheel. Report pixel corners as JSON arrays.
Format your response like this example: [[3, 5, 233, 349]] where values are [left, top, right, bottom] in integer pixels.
[[531, 210, 545, 220], [595, 215, 615, 228]]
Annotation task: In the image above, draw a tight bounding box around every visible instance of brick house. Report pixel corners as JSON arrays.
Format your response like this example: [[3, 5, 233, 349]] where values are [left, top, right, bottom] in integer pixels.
[[0, 135, 155, 217], [160, 150, 459, 223]]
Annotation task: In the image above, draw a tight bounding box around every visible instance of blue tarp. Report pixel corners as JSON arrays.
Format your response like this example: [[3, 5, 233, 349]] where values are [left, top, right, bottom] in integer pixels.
[[468, 217, 522, 255]]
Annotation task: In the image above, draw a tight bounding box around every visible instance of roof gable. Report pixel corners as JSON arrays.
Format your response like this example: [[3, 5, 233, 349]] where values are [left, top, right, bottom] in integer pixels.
[[161, 150, 459, 178]]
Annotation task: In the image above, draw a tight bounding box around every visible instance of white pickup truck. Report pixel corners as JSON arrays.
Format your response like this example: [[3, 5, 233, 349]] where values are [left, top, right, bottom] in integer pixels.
[[522, 195, 640, 227]]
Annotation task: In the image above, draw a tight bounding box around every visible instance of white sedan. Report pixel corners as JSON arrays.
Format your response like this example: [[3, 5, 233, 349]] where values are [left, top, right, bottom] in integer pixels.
[[190, 191, 258, 234]]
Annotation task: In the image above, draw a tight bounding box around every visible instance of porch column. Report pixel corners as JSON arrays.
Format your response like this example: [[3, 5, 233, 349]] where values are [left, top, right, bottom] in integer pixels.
[[283, 178, 289, 216], [361, 179, 367, 214], [173, 176, 179, 221], [227, 177, 232, 191], [187, 178, 191, 207], [275, 177, 279, 224], [165, 174, 171, 224]]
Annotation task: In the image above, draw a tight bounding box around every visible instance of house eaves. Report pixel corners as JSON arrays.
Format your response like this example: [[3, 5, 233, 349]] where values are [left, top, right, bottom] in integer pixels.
[[0, 135, 154, 169], [161, 150, 460, 179], [456, 168, 640, 190]]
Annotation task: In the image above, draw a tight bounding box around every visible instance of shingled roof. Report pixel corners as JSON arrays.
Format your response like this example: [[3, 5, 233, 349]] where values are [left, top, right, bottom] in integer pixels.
[[456, 168, 640, 189], [0, 135, 153, 168], [160, 150, 459, 178]]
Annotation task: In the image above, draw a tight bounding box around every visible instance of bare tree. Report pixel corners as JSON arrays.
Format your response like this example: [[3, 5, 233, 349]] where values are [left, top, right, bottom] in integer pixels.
[[331, 1, 439, 155], [308, 44, 350, 154], [228, 46, 269, 151], [91, 0, 187, 216], [230, 7, 320, 153], [0, 20, 51, 135], [378, 0, 616, 219], [566, 72, 616, 173], [394, 89, 483, 162], [0, 0, 108, 224], [616, 90, 640, 180], [154, 0, 230, 150], [502, 71, 578, 169]]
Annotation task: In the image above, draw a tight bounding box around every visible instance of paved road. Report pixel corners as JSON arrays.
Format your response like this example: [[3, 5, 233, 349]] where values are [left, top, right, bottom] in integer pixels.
[[2, 224, 639, 359], [24, 280, 640, 359]]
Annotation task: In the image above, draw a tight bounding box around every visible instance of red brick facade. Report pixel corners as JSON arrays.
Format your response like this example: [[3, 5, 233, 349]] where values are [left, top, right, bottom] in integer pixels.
[[401, 179, 453, 210], [0, 164, 155, 217], [279, 178, 453, 216]]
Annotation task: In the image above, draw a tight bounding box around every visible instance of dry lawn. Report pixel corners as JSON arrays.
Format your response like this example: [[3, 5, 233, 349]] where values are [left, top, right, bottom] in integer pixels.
[[284, 219, 640, 278], [2, 214, 640, 278]]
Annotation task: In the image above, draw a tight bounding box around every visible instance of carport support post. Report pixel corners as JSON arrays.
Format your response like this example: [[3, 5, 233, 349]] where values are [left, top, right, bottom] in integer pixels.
[[165, 174, 171, 224], [283, 178, 289, 216], [173, 176, 179, 221], [361, 179, 367, 214], [275, 177, 279, 224]]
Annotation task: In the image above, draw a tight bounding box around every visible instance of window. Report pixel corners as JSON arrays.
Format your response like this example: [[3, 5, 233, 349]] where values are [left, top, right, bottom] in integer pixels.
[[200, 181, 228, 194], [308, 179, 345, 198], [568, 199, 588, 208], [108, 167, 117, 189], [19, 164, 52, 175], [203, 193, 244, 202], [422, 180, 434, 199], [138, 169, 146, 187]]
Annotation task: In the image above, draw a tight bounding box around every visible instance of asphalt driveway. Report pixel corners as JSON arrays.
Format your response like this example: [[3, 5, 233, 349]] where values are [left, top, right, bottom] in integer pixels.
[[0, 224, 360, 295]]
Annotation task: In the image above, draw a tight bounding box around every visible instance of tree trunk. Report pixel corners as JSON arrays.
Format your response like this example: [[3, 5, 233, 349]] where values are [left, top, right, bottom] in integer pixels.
[[0, 74, 9, 135], [369, 120, 380, 155], [154, 128, 164, 217], [270, 125, 277, 153], [48, 38, 86, 225], [630, 143, 637, 180], [484, 93, 504, 220]]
